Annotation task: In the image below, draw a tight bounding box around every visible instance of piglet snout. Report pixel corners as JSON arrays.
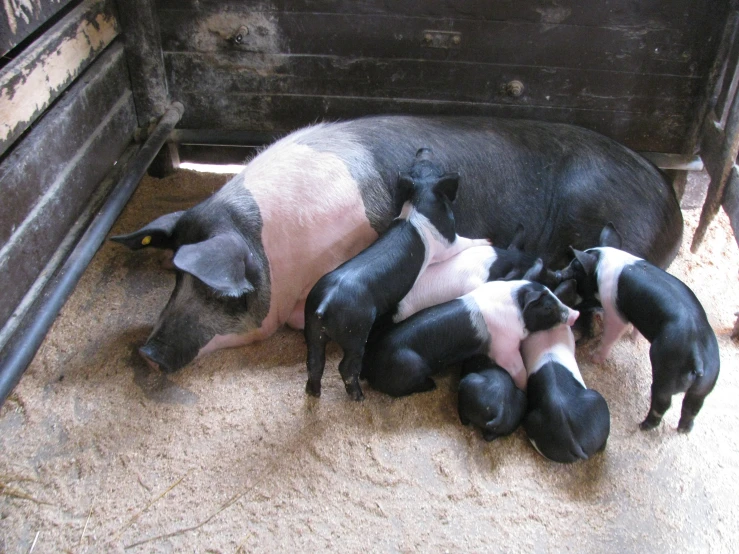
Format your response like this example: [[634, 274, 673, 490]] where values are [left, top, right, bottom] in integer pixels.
[[566, 309, 580, 327]]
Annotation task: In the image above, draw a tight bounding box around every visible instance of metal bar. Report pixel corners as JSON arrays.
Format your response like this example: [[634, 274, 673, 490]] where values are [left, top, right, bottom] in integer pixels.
[[0, 102, 184, 405]]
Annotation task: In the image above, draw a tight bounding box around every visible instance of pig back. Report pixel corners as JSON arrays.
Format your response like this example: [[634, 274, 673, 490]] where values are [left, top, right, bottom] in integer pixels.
[[342, 116, 682, 269]]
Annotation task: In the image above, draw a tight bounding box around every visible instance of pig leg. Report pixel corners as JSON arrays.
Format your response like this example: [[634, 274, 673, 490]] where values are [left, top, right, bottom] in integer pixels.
[[677, 391, 705, 433], [593, 312, 629, 363], [639, 383, 672, 430], [305, 320, 329, 397], [367, 348, 436, 397], [338, 349, 365, 401]]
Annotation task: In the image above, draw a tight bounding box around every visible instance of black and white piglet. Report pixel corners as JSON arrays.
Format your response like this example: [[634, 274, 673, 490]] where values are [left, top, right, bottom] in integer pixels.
[[562, 224, 720, 432], [391, 224, 535, 323], [458, 355, 527, 441], [304, 148, 489, 400], [522, 323, 610, 463], [362, 279, 579, 397]]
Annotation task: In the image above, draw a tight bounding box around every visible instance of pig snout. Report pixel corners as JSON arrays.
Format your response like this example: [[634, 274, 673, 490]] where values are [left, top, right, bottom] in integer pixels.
[[138, 340, 192, 374], [565, 309, 580, 327]]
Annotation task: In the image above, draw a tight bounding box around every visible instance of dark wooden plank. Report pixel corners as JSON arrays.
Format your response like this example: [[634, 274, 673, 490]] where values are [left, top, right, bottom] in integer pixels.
[[0, 42, 130, 247], [0, 44, 136, 327], [0, 0, 78, 57], [165, 52, 701, 114], [0, 0, 119, 158], [173, 91, 689, 152], [116, 0, 169, 126], [157, 9, 719, 77], [155, 0, 725, 32]]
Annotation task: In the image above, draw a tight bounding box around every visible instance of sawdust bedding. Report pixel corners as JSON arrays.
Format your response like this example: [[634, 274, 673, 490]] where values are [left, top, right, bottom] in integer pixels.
[[1, 169, 738, 553]]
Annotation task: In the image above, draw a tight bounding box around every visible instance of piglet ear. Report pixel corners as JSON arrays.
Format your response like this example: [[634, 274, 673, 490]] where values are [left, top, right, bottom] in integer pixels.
[[522, 287, 547, 311], [110, 211, 184, 250], [571, 247, 598, 275], [522, 258, 544, 281], [173, 233, 256, 297], [599, 222, 623, 249], [553, 279, 578, 307], [432, 172, 460, 203]]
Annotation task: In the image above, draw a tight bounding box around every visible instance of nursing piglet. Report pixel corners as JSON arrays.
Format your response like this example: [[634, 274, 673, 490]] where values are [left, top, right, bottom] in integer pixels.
[[522, 324, 610, 463], [362, 279, 579, 397], [458, 355, 527, 441], [304, 148, 488, 400], [392, 224, 535, 323], [562, 224, 720, 432]]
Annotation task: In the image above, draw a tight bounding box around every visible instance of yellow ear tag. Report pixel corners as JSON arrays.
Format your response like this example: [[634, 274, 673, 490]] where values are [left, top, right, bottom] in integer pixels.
[[141, 236, 152, 246]]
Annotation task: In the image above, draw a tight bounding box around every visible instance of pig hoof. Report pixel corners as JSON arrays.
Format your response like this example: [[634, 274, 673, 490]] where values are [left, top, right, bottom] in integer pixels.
[[305, 381, 322, 398], [677, 420, 694, 433], [346, 385, 364, 401], [639, 419, 659, 431]]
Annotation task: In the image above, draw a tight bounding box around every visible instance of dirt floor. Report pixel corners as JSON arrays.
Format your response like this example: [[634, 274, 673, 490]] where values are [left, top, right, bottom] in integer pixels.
[[1, 168, 738, 553]]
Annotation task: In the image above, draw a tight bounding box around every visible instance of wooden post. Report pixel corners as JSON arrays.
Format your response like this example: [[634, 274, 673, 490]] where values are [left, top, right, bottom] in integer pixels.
[[114, 0, 170, 126]]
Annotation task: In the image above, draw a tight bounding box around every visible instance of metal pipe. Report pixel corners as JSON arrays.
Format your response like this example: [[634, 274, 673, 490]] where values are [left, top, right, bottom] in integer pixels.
[[0, 102, 184, 405]]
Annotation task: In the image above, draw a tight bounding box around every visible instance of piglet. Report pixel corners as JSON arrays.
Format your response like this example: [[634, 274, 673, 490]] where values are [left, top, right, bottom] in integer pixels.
[[458, 355, 527, 441], [391, 224, 536, 323], [561, 223, 720, 432], [304, 148, 489, 400], [362, 277, 579, 397], [522, 323, 610, 463]]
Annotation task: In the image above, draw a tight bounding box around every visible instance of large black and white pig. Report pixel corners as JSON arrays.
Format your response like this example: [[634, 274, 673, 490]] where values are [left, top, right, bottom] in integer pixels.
[[522, 324, 610, 463], [562, 224, 720, 432], [112, 116, 683, 373]]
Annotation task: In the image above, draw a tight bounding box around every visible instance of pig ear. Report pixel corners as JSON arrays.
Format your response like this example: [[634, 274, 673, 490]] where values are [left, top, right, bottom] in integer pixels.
[[571, 248, 598, 275], [173, 233, 256, 297], [553, 279, 578, 307], [432, 172, 460, 203], [507, 223, 526, 251], [522, 258, 544, 281], [599, 222, 623, 249], [110, 211, 184, 250], [522, 287, 547, 311]]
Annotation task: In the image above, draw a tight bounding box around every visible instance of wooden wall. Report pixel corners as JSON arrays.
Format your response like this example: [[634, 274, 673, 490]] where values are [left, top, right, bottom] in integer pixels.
[[0, 0, 137, 331], [154, 0, 730, 153]]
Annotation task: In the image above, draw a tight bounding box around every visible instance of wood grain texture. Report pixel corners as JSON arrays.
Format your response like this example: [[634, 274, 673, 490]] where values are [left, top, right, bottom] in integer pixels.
[[153, 0, 728, 153], [0, 0, 118, 157], [0, 0, 78, 57], [173, 91, 688, 152], [0, 43, 136, 328]]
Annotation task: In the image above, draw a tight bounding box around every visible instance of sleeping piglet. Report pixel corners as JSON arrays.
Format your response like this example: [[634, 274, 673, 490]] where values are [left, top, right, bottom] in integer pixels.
[[458, 355, 527, 441], [521, 323, 611, 463]]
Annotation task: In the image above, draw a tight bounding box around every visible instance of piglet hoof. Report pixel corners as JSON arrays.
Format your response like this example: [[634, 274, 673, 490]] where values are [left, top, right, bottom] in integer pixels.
[[677, 419, 694, 433], [459, 414, 471, 426], [639, 418, 659, 431], [305, 380, 322, 398], [591, 351, 607, 365], [345, 382, 365, 401]]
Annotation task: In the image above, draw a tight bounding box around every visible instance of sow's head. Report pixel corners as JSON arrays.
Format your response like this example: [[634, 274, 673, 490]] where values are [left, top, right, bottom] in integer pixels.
[[111, 189, 269, 373]]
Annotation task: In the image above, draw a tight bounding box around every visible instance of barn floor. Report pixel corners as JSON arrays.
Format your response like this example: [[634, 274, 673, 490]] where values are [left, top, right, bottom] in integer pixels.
[[1, 168, 738, 553]]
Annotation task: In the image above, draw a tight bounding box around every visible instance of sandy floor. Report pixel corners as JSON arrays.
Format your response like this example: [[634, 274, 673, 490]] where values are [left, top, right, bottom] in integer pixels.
[[1, 169, 738, 553]]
